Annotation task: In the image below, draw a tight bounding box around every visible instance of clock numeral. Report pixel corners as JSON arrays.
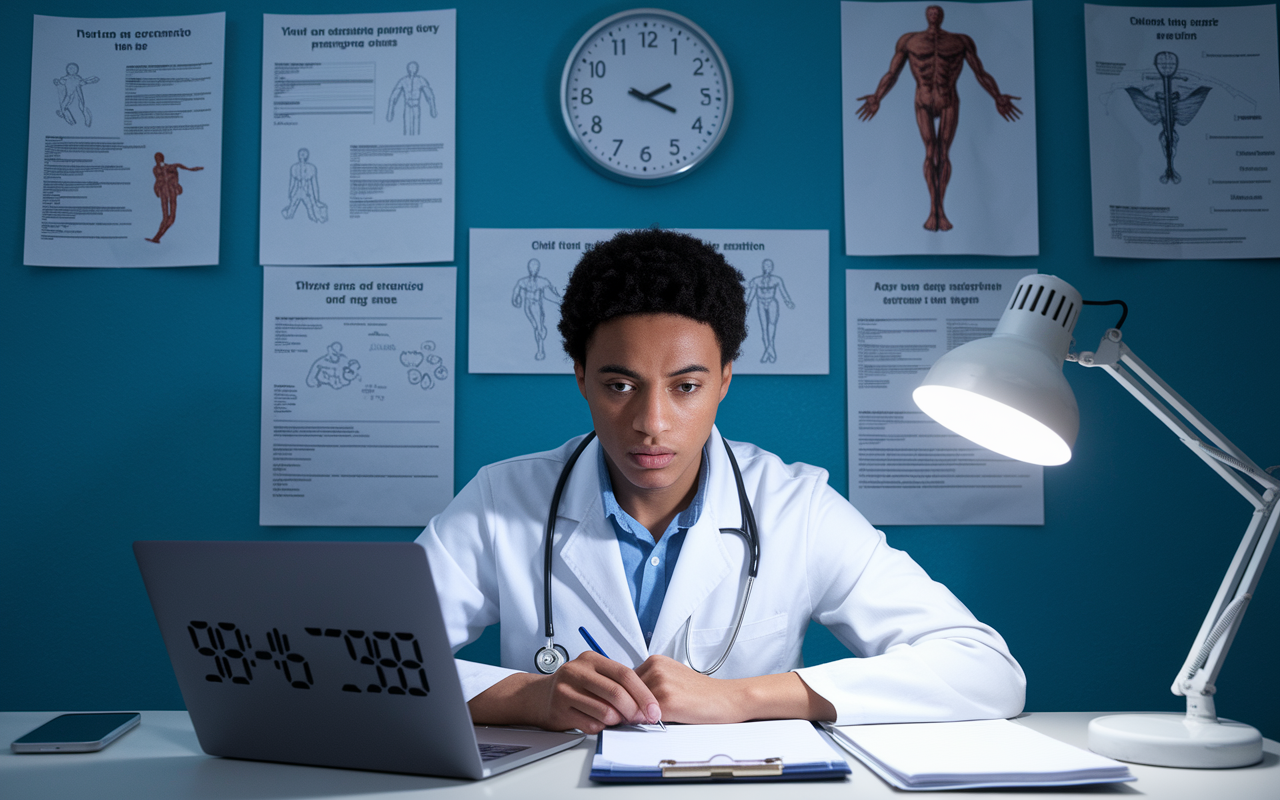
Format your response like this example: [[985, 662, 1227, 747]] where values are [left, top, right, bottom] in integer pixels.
[[188, 620, 255, 685], [613, 38, 625, 56], [672, 38, 678, 55], [579, 87, 593, 105], [669, 139, 680, 156], [612, 139, 623, 156], [640, 146, 652, 163], [700, 88, 712, 106], [341, 630, 430, 696], [691, 117, 703, 133], [591, 116, 602, 134], [589, 60, 606, 79], [693, 58, 704, 76], [270, 627, 314, 689], [639, 31, 657, 48]]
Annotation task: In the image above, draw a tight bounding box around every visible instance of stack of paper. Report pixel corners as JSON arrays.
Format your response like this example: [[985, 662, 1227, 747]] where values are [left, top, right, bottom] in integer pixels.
[[827, 719, 1134, 790]]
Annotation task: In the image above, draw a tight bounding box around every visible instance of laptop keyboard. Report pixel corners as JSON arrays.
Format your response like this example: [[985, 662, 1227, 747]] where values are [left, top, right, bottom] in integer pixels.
[[478, 743, 530, 761]]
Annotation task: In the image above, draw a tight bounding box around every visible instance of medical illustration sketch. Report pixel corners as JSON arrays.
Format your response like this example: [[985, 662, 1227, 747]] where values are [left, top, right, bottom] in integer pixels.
[[386, 61, 437, 135], [856, 5, 1022, 232], [53, 62, 98, 127], [146, 153, 203, 244], [400, 342, 450, 390], [306, 343, 361, 389], [511, 258, 563, 361], [1123, 52, 1212, 185], [744, 259, 794, 364], [282, 148, 327, 223]]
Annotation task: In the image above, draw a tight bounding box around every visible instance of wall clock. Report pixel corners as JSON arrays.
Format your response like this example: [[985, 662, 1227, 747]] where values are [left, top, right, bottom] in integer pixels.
[[560, 8, 733, 184]]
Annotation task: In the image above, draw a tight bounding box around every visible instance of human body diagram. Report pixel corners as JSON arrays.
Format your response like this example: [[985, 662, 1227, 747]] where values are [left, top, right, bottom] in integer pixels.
[[386, 62, 437, 135], [53, 63, 98, 127], [146, 153, 202, 243], [1123, 52, 1211, 185], [744, 259, 794, 364], [306, 343, 361, 389], [511, 259, 562, 361], [282, 148, 327, 223], [856, 5, 1021, 232]]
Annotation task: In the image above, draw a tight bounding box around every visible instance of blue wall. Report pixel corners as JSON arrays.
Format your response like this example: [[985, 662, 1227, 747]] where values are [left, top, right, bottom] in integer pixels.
[[3, 0, 1278, 740]]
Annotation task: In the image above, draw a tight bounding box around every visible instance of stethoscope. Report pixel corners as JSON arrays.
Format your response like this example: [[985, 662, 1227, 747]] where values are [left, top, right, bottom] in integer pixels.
[[534, 432, 760, 676]]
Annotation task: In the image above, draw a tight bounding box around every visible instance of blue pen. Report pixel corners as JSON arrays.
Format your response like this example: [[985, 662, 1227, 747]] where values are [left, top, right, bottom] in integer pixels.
[[579, 626, 666, 731]]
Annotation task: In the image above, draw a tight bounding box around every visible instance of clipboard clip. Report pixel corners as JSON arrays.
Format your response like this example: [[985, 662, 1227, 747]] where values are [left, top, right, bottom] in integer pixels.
[[658, 754, 784, 778]]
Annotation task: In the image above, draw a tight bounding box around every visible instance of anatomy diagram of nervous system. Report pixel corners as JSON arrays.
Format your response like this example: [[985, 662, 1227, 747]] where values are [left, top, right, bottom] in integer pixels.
[[1085, 4, 1280, 258], [260, 266, 457, 527], [259, 11, 456, 266]]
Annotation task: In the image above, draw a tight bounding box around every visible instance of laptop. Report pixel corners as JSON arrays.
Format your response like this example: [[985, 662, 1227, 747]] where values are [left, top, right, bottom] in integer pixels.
[[134, 540, 583, 779]]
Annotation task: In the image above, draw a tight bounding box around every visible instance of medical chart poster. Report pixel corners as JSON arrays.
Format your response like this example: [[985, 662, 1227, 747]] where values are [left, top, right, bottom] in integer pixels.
[[468, 228, 829, 375], [840, 1, 1038, 256], [845, 269, 1042, 526], [259, 11, 456, 266], [260, 266, 456, 527], [1084, 5, 1280, 259], [24, 14, 225, 267]]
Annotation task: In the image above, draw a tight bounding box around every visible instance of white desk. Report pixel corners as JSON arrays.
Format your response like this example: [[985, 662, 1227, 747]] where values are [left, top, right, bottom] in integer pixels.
[[2, 711, 1277, 799]]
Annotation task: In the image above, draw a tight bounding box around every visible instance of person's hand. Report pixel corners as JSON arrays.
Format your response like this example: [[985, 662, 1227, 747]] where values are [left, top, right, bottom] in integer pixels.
[[635, 655, 742, 724], [530, 651, 663, 734], [856, 94, 881, 121], [995, 94, 1022, 121]]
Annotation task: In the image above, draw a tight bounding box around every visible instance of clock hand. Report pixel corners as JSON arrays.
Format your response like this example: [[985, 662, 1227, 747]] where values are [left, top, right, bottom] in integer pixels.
[[627, 87, 677, 114], [643, 83, 672, 98]]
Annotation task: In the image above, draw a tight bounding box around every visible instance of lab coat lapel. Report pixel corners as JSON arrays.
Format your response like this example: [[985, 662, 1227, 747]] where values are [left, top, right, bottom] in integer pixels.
[[555, 439, 649, 660], [647, 428, 739, 657]]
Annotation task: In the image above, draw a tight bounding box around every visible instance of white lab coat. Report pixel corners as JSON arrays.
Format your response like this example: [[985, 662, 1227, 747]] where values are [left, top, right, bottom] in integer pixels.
[[417, 427, 1025, 725]]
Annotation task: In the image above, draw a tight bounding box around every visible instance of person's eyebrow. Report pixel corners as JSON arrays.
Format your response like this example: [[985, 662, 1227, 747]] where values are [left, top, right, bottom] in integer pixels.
[[667, 364, 710, 378], [595, 364, 710, 379]]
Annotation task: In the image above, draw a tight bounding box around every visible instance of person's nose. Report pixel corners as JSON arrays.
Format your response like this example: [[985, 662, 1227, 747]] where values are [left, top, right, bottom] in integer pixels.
[[633, 387, 672, 438]]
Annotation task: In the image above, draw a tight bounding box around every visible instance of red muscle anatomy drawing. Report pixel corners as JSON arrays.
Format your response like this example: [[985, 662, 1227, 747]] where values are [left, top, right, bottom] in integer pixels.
[[146, 153, 203, 243], [856, 5, 1021, 232]]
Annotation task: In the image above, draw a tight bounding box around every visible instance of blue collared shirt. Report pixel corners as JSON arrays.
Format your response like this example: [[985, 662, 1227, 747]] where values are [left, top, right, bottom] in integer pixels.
[[598, 446, 709, 646]]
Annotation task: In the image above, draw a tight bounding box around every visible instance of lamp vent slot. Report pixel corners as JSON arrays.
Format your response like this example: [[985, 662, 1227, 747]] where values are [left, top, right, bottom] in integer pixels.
[[1040, 289, 1056, 315], [1028, 285, 1045, 312], [1063, 302, 1075, 328], [1052, 295, 1065, 321], [1009, 284, 1026, 310], [1018, 285, 1030, 309]]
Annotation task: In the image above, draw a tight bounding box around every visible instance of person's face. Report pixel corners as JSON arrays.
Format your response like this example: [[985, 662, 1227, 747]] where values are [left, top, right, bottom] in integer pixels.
[[575, 313, 731, 504], [926, 6, 944, 26]]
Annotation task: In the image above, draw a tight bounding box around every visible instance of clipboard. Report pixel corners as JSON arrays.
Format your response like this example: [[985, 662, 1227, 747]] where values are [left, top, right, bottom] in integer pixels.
[[589, 723, 852, 783]]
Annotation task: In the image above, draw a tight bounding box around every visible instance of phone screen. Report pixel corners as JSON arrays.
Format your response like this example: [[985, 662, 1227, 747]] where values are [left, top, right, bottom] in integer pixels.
[[13, 713, 139, 745]]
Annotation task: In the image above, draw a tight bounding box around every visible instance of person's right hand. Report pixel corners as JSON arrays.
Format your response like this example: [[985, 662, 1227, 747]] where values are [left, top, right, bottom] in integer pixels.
[[529, 651, 663, 734], [856, 94, 881, 121]]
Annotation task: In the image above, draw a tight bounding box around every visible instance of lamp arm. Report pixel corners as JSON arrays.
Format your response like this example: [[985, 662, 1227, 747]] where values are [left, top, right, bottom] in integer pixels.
[[1075, 329, 1280, 719]]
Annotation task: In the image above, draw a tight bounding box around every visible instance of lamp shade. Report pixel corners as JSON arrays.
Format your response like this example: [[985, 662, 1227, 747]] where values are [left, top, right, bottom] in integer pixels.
[[912, 275, 1082, 467]]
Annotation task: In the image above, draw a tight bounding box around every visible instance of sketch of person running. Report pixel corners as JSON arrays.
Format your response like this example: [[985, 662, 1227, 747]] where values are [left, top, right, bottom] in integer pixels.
[[386, 61, 437, 135], [54, 63, 98, 127], [511, 258, 562, 361], [282, 148, 327, 223], [744, 258, 794, 364], [146, 153, 202, 244]]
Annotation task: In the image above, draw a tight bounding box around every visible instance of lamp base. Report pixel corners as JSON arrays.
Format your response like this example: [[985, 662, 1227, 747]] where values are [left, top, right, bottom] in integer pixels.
[[1088, 713, 1262, 768]]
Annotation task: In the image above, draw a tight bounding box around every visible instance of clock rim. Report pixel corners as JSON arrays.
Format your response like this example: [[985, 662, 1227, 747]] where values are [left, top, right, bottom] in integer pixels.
[[559, 7, 735, 185]]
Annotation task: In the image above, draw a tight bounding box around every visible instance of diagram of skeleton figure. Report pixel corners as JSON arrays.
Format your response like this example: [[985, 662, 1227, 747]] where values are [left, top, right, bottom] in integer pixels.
[[306, 343, 361, 389], [744, 259, 795, 364], [386, 61, 437, 135], [1122, 52, 1212, 185], [146, 153, 203, 243], [854, 5, 1022, 232], [511, 259, 563, 361], [400, 341, 450, 389], [53, 63, 98, 127], [282, 148, 328, 223]]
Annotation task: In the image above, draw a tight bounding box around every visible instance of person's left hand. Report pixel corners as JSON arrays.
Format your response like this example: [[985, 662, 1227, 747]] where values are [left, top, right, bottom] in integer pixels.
[[634, 655, 743, 724]]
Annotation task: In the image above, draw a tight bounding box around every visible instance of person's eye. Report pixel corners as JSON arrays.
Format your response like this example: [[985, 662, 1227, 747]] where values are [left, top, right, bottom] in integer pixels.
[[607, 382, 634, 393], [675, 382, 699, 394]]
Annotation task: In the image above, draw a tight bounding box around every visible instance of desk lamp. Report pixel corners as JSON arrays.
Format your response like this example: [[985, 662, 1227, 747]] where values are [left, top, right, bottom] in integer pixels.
[[912, 274, 1276, 769]]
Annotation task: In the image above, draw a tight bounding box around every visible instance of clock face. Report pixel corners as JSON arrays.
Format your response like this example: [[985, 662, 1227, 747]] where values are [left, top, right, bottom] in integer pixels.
[[561, 9, 733, 184]]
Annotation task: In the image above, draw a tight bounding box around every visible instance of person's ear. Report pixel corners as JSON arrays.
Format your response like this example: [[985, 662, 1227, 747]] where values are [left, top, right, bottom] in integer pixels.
[[719, 361, 733, 401], [574, 362, 587, 398]]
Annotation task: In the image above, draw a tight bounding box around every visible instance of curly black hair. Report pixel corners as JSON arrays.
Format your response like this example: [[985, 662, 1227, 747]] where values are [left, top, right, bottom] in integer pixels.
[[558, 229, 747, 366]]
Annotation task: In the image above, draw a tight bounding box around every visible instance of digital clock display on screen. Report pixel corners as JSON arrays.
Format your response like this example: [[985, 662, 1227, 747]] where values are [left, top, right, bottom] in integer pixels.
[[187, 620, 429, 696]]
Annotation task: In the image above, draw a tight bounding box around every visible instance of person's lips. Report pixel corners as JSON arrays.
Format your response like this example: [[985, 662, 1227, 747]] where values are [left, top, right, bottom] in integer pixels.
[[629, 448, 675, 469]]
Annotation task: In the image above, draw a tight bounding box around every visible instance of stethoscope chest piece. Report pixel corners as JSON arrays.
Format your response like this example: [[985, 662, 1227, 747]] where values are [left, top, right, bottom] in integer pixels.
[[535, 642, 569, 674]]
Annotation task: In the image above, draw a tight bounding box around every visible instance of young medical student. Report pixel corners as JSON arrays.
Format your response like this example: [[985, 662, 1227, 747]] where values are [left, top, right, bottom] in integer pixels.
[[417, 229, 1024, 734]]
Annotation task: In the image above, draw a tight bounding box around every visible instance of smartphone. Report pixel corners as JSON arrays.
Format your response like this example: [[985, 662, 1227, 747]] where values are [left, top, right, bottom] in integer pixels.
[[11, 712, 141, 753]]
